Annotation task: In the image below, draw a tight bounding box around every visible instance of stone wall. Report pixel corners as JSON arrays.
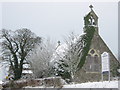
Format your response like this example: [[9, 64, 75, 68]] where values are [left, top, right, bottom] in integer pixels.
[[2, 77, 65, 89]]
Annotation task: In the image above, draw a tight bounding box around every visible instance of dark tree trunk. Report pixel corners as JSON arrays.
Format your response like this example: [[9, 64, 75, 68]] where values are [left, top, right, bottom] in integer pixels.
[[14, 69, 21, 80], [13, 58, 23, 80], [12, 53, 24, 80], [14, 67, 23, 80]]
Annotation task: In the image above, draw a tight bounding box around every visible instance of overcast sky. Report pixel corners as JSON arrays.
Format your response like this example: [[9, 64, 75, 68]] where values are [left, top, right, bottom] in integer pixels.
[[0, 2, 118, 58]]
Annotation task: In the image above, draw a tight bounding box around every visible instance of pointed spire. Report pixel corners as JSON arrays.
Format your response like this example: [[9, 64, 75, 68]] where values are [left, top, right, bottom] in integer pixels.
[[89, 5, 93, 10]]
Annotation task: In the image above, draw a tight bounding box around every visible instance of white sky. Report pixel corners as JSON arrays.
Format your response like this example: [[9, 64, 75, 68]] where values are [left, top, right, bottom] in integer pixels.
[[0, 2, 118, 58]]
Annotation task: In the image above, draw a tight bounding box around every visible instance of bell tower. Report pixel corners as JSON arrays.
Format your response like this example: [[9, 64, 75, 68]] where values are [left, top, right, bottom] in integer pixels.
[[84, 5, 99, 34], [75, 5, 119, 83]]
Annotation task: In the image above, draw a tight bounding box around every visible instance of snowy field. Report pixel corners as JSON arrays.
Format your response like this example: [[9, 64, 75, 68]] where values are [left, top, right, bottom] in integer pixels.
[[24, 80, 118, 88]]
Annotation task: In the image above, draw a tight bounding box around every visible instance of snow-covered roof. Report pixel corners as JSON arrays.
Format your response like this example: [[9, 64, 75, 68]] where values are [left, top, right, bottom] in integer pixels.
[[23, 63, 31, 69], [22, 70, 33, 74], [50, 35, 82, 65], [55, 43, 68, 58], [50, 34, 82, 64], [0, 80, 3, 84], [117, 69, 120, 73], [50, 43, 68, 63]]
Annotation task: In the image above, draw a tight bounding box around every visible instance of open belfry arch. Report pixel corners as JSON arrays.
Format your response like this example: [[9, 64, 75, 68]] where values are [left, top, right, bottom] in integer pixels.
[[75, 5, 120, 83], [84, 5, 98, 27]]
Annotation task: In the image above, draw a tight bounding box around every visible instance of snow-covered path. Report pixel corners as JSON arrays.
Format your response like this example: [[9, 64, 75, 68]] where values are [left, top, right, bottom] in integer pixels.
[[63, 81, 118, 88]]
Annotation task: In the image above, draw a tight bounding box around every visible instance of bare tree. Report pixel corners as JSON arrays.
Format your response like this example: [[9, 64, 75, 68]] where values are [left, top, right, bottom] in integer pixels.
[[28, 38, 55, 78], [1, 28, 41, 80]]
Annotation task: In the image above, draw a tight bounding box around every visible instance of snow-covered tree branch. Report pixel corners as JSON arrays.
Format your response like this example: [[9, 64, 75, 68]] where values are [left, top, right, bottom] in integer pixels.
[[53, 28, 95, 81], [53, 32, 80, 81], [28, 38, 55, 78], [1, 28, 41, 80]]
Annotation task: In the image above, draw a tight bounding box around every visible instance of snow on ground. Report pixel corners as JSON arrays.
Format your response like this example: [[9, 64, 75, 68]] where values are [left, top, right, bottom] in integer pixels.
[[24, 80, 118, 88], [63, 81, 118, 88], [0, 61, 9, 81], [0, 81, 3, 84]]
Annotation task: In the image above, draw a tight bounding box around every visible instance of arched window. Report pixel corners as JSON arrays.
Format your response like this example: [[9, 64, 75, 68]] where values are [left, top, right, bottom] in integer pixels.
[[85, 50, 100, 72]]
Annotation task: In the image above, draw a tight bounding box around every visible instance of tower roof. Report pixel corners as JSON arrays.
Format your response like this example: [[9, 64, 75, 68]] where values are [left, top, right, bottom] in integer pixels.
[[85, 5, 98, 19], [84, 5, 98, 28]]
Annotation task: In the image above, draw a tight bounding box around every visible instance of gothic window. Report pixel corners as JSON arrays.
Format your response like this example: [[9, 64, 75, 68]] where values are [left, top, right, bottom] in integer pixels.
[[90, 49, 95, 54], [90, 16, 93, 24], [92, 19, 95, 25], [88, 16, 96, 26], [85, 52, 100, 72], [88, 19, 91, 25]]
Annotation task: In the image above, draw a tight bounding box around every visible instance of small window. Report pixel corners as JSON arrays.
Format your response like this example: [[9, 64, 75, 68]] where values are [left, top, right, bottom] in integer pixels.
[[90, 49, 95, 54]]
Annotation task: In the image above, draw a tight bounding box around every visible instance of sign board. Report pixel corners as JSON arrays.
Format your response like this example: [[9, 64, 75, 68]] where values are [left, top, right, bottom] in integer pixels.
[[101, 52, 110, 73]]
